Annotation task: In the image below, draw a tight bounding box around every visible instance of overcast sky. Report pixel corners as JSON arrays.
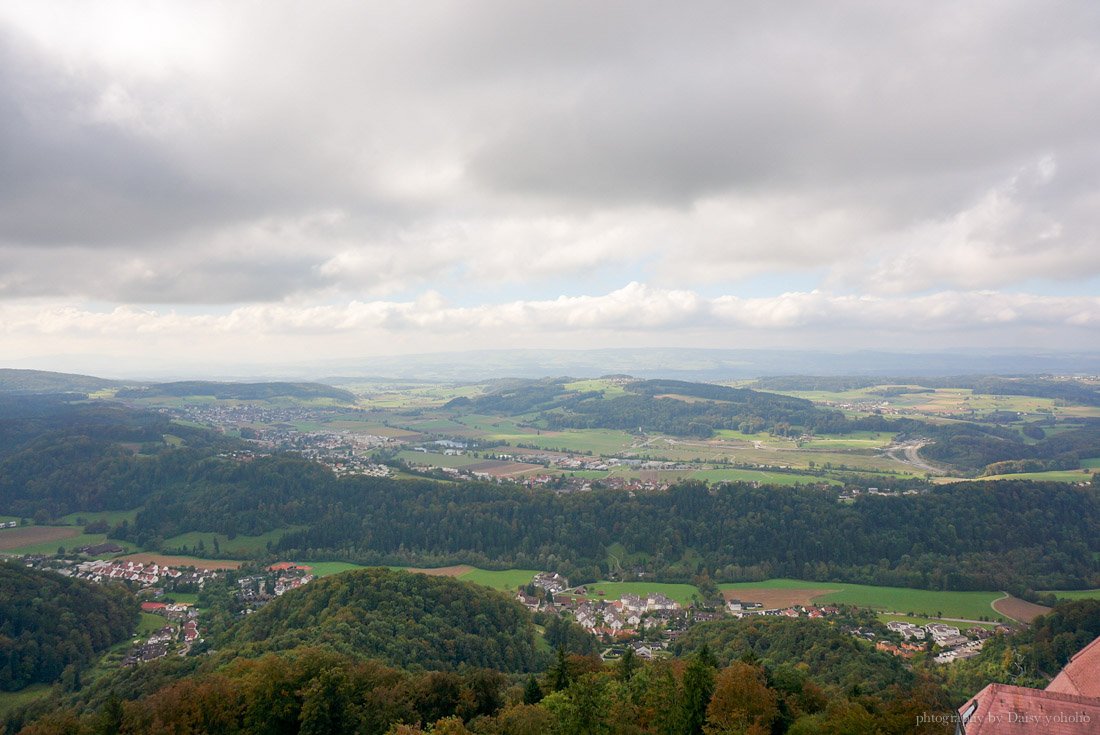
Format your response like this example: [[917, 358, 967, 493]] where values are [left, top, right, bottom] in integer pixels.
[[2, 1, 1099, 375]]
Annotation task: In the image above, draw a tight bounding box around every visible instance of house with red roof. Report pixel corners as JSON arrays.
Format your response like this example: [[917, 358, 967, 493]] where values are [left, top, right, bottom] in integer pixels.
[[956, 635, 1100, 734]]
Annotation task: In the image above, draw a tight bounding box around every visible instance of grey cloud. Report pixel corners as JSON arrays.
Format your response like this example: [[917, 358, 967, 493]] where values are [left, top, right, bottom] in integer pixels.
[[1, 1, 1099, 307]]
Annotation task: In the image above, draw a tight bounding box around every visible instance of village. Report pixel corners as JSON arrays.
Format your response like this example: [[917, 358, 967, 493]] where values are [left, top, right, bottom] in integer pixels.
[[512, 572, 993, 663]]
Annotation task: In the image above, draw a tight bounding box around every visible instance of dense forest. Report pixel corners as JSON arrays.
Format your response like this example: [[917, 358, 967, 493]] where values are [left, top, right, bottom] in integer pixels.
[[675, 617, 914, 693], [60, 444, 1094, 590], [0, 563, 137, 692], [10, 636, 955, 735], [248, 467, 1097, 591], [224, 568, 541, 673], [0, 396, 232, 517]]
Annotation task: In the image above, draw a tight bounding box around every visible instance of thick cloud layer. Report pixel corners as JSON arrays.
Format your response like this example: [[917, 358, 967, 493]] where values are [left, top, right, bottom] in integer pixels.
[[1, 1, 1098, 365]]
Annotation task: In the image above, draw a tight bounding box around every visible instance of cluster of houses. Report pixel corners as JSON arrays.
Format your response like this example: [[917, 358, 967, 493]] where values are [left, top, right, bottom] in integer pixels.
[[235, 562, 315, 608], [884, 620, 997, 663], [569, 592, 683, 636], [123, 625, 177, 665], [515, 573, 691, 639], [66, 559, 218, 588], [135, 601, 203, 659]]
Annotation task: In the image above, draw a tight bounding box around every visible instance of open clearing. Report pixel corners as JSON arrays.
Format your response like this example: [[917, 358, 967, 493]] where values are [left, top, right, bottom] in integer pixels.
[[0, 525, 78, 550], [117, 553, 243, 570], [992, 595, 1050, 623], [458, 568, 542, 590]]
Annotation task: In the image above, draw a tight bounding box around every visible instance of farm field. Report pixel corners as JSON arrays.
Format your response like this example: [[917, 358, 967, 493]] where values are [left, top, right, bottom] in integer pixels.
[[991, 595, 1051, 623], [691, 468, 840, 486], [0, 525, 79, 551], [293, 562, 543, 592], [718, 579, 1009, 621], [116, 553, 243, 570], [458, 568, 543, 591]]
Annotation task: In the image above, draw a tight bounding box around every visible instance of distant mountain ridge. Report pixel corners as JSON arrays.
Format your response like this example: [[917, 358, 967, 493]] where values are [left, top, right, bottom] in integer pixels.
[[0, 369, 124, 394], [115, 381, 356, 402]]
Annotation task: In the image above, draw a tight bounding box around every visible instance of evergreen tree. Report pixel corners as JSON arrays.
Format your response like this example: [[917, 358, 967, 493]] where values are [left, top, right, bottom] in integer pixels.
[[523, 675, 544, 705], [680, 646, 716, 735]]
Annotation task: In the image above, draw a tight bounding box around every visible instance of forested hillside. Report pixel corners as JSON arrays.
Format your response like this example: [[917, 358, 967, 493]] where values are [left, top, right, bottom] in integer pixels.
[[76, 443, 1099, 590], [0, 563, 137, 691], [0, 396, 231, 517], [10, 639, 956, 735], [448, 377, 842, 437], [226, 568, 541, 673], [115, 381, 355, 402]]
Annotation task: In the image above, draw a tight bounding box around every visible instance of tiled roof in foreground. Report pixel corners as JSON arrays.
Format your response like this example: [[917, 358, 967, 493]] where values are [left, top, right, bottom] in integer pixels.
[[1046, 635, 1100, 699], [957, 683, 1100, 734]]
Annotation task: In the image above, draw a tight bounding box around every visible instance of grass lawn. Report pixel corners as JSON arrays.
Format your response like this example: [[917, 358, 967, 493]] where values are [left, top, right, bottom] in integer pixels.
[[137, 612, 169, 636], [574, 581, 701, 606], [164, 592, 201, 605], [294, 561, 368, 577], [0, 684, 53, 718], [3, 532, 139, 556], [458, 568, 542, 591], [1080, 457, 1100, 469], [691, 468, 840, 486], [717, 579, 1007, 621]]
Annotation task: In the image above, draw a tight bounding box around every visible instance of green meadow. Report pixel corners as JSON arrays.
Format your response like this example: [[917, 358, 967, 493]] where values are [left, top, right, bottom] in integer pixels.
[[458, 568, 542, 591], [0, 684, 52, 718], [58, 509, 139, 526]]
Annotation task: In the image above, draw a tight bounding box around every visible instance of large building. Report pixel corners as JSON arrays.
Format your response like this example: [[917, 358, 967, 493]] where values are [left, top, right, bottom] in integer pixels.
[[956, 636, 1100, 734]]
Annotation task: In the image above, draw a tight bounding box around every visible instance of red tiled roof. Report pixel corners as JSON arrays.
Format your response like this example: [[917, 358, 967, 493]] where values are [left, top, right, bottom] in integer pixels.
[[1046, 635, 1100, 699], [958, 683, 1100, 734], [140, 602, 167, 611]]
